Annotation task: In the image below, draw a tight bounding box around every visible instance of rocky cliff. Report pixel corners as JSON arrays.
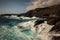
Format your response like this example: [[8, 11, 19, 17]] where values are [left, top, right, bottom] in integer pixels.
[[20, 4, 60, 33]]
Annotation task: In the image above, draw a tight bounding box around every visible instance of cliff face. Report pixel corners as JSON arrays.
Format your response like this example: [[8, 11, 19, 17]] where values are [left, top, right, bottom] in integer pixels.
[[21, 4, 60, 18]]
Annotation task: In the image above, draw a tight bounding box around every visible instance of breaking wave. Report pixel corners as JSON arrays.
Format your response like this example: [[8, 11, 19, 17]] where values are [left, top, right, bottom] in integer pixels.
[[0, 16, 54, 40]]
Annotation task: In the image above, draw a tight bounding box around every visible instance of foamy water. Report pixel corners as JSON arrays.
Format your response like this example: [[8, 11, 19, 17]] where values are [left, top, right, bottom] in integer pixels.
[[0, 15, 58, 40]]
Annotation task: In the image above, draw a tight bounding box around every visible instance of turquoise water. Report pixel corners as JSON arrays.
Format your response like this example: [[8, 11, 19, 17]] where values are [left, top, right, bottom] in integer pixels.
[[21, 29, 32, 35], [0, 16, 43, 40]]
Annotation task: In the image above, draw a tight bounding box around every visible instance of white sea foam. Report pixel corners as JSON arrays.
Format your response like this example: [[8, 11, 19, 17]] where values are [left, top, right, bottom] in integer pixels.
[[0, 25, 32, 40], [32, 21, 54, 40], [4, 15, 20, 19], [1, 16, 59, 40], [15, 21, 55, 40], [4, 15, 39, 20], [9, 15, 20, 19]]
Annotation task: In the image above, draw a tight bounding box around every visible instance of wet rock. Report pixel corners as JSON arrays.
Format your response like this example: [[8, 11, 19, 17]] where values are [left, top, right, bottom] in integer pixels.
[[47, 18, 59, 25], [52, 36, 60, 40], [34, 20, 44, 26], [50, 21, 60, 32]]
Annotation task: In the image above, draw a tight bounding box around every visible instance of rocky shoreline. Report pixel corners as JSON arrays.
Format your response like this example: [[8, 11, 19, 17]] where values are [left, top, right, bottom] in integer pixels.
[[0, 4, 60, 40]]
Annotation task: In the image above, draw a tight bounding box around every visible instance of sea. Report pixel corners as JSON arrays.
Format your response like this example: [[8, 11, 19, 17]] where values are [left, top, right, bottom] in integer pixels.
[[0, 16, 44, 40]]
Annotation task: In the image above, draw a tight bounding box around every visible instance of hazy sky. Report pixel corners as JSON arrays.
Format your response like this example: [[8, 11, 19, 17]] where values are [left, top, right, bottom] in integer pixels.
[[0, 0, 60, 14], [0, 0, 31, 14], [27, 0, 60, 11]]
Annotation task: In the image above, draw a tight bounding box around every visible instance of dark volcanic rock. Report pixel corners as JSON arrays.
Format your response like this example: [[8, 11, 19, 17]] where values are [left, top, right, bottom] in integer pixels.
[[19, 4, 60, 18], [34, 20, 44, 26], [47, 18, 60, 25], [50, 21, 60, 32], [52, 36, 60, 40]]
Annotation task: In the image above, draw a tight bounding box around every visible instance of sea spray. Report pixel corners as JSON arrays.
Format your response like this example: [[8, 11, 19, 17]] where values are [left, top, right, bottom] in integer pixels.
[[0, 16, 54, 40]]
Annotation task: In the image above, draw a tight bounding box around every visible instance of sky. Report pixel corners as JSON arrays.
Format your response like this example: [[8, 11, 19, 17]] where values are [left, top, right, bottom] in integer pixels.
[[27, 0, 60, 11], [0, 0, 32, 14], [0, 0, 60, 14]]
